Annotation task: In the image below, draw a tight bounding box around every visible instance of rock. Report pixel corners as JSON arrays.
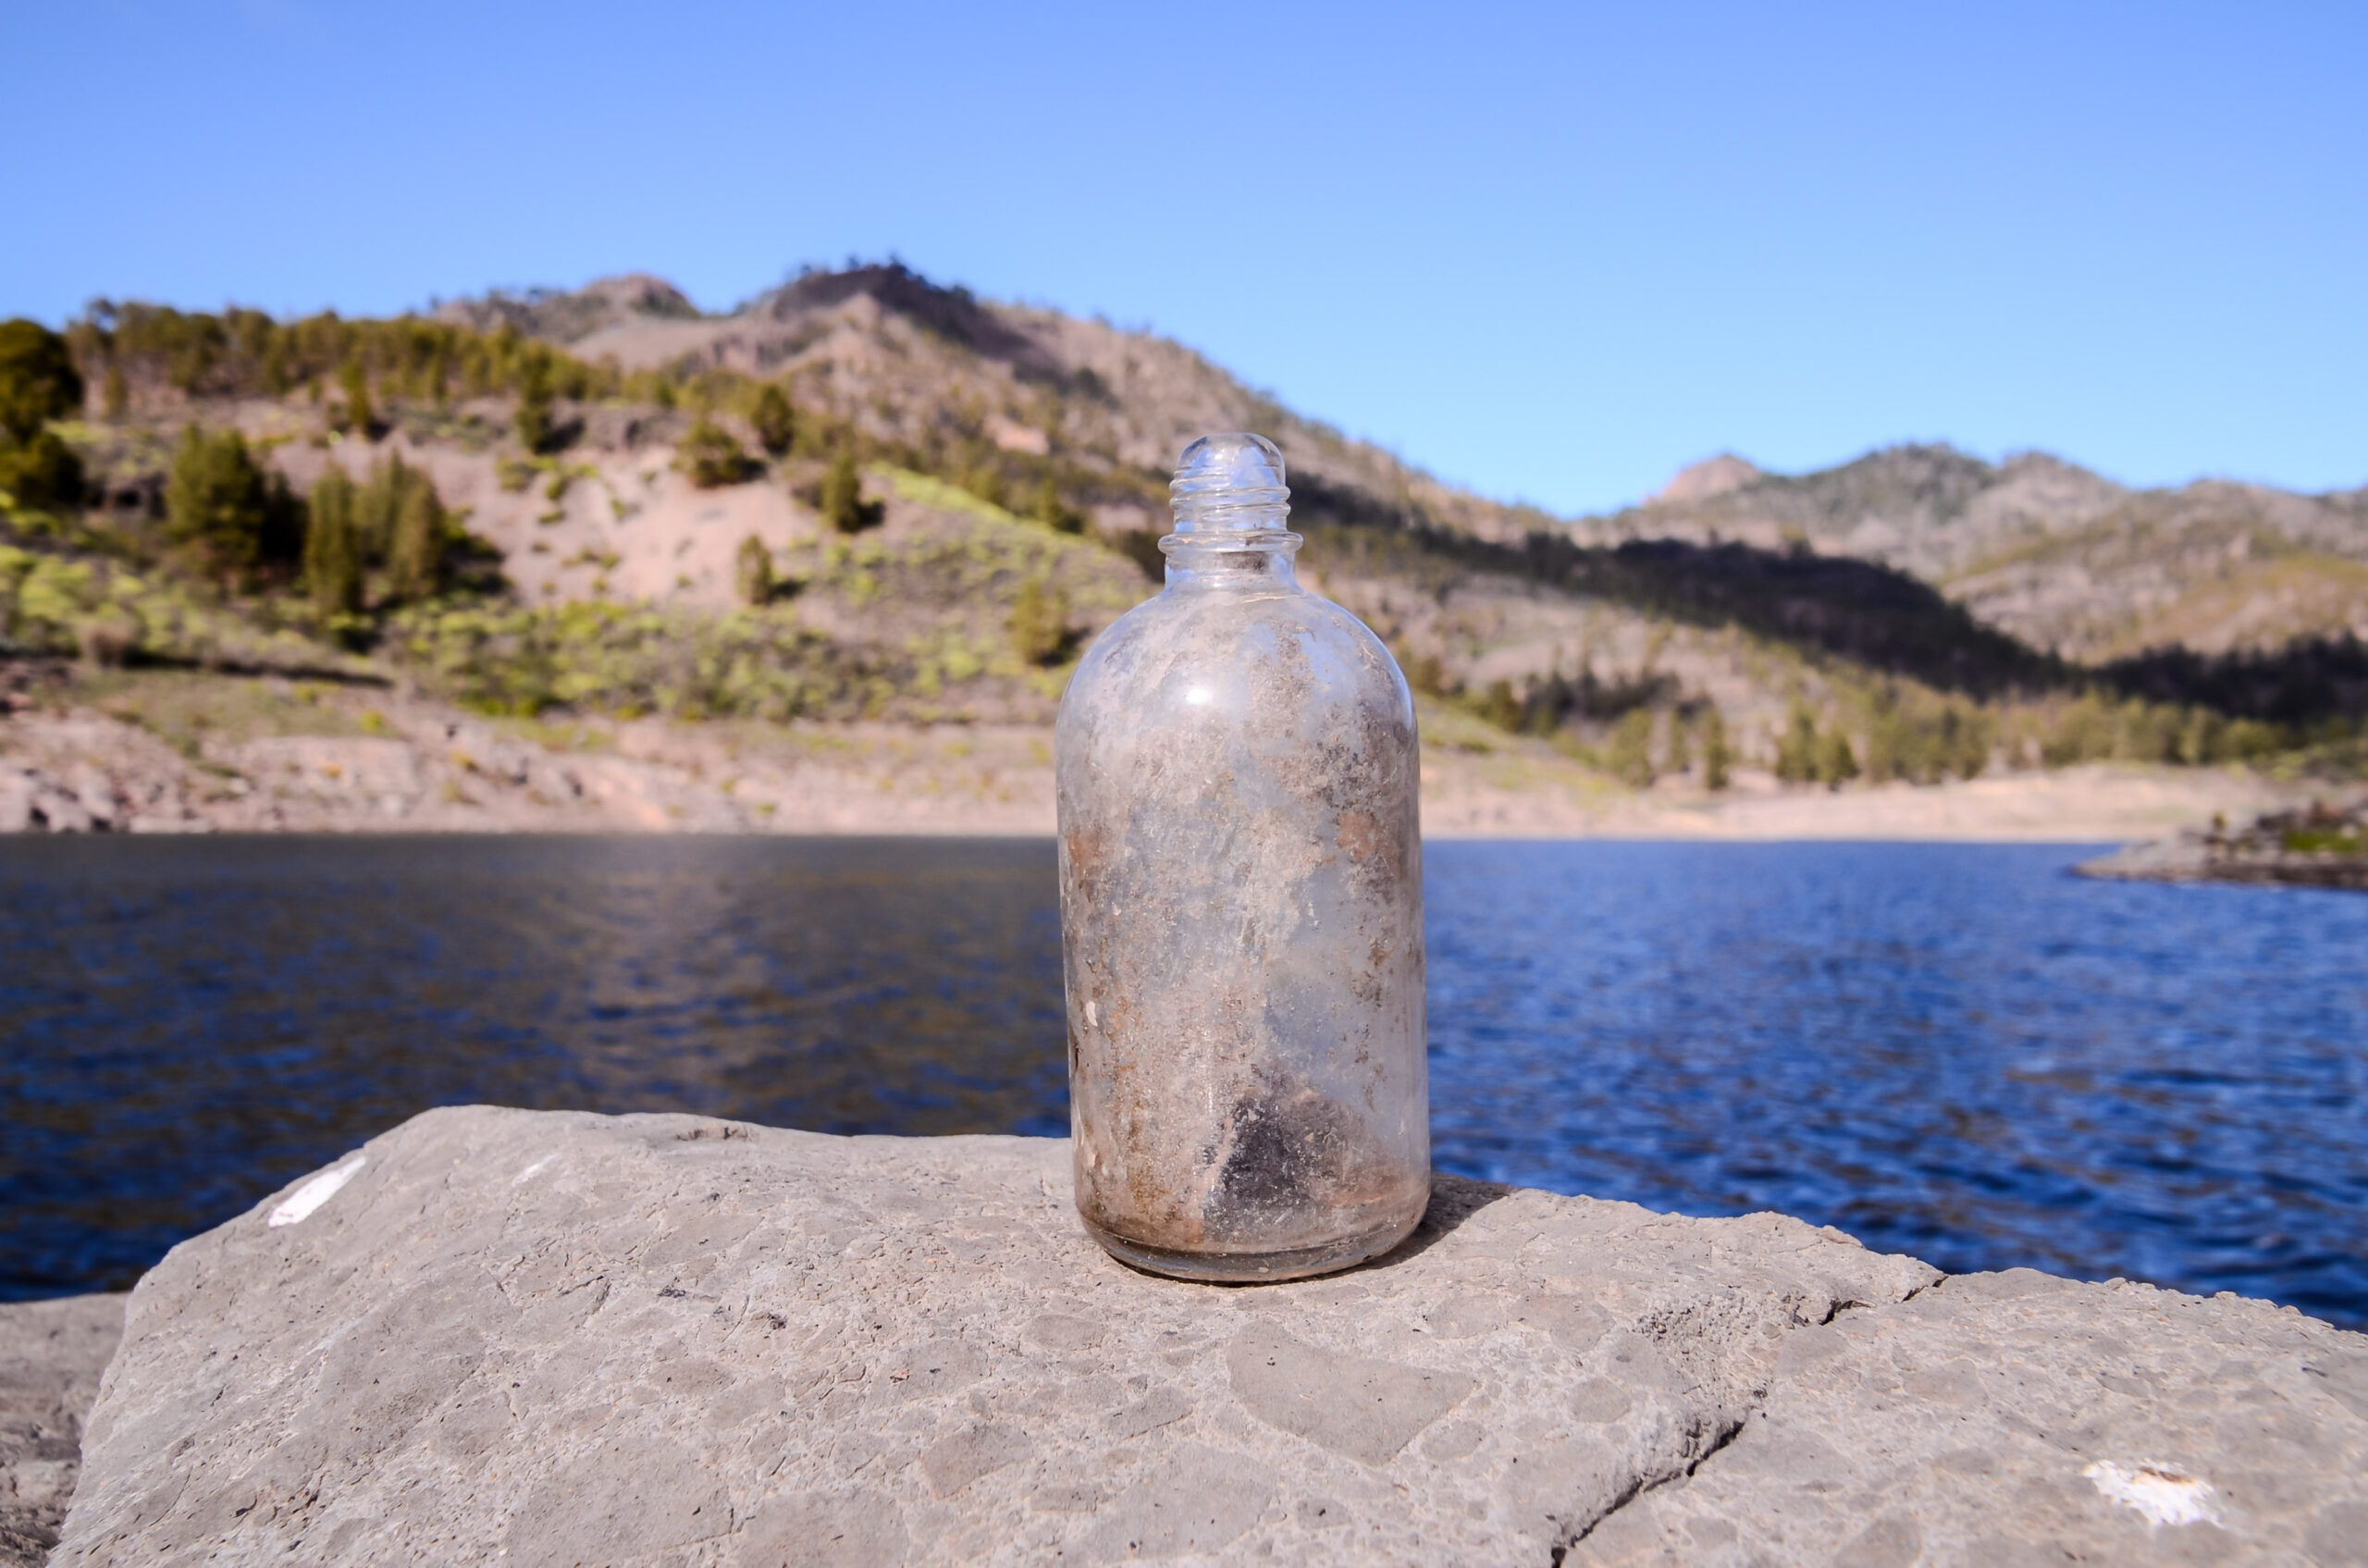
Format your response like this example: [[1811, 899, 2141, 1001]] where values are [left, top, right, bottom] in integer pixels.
[[0, 1293, 125, 1567], [52, 1108, 2368, 1565], [1570, 1267, 2368, 1564], [2078, 797, 2368, 893]]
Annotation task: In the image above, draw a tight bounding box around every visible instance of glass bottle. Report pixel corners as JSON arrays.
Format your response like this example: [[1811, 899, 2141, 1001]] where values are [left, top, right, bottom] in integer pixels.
[[1055, 433, 1429, 1282]]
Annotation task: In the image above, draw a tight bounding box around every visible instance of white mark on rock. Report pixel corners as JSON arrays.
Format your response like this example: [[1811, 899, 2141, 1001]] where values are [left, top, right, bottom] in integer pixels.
[[512, 1154, 556, 1186], [2084, 1461, 2223, 1529], [266, 1158, 366, 1228], [1085, 1000, 1097, 1029]]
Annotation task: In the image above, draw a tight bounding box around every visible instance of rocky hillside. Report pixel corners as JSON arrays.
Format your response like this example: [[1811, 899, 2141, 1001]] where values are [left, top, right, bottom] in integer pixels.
[[436, 264, 1559, 546], [1, 264, 2361, 828], [1608, 446, 2368, 661], [453, 266, 2368, 666]]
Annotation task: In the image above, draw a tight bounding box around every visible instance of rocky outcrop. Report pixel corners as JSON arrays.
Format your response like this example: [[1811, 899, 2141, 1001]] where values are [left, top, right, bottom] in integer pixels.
[[50, 1109, 2368, 1564], [0, 1292, 123, 1567], [2079, 797, 2368, 892]]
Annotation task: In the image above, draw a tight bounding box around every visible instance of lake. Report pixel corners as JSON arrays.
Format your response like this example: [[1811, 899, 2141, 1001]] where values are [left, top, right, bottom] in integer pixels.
[[4, 836, 2362, 1329]]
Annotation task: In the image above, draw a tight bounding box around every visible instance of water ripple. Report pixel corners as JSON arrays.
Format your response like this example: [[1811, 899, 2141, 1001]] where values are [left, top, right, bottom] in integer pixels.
[[1, 835, 2361, 1327]]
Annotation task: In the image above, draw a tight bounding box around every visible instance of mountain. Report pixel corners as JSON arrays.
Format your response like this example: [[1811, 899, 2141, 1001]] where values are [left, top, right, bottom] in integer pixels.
[[8, 264, 2362, 813], [467, 267, 2368, 666], [1597, 445, 2368, 661], [434, 264, 1554, 545]]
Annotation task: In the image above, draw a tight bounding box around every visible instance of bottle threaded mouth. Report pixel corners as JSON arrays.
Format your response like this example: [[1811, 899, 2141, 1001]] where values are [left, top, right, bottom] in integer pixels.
[[1169, 432, 1291, 533]]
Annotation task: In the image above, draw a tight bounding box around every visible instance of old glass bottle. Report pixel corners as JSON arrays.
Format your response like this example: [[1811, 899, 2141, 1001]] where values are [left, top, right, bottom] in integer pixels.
[[1056, 433, 1429, 1282]]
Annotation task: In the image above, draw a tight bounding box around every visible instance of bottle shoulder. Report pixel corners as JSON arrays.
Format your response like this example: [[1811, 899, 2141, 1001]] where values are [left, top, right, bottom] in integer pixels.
[[1060, 585, 1413, 739]]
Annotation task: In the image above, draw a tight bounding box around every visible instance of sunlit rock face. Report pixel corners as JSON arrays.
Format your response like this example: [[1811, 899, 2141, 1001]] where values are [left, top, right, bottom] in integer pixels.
[[47, 1105, 2368, 1566]]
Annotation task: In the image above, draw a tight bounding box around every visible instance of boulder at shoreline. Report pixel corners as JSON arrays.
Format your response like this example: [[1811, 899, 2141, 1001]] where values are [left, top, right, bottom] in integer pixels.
[[2078, 797, 2368, 893], [51, 1107, 2368, 1564]]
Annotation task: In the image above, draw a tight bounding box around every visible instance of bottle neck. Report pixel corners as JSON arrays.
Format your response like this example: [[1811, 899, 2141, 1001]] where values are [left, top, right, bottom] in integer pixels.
[[1160, 530, 1303, 590]]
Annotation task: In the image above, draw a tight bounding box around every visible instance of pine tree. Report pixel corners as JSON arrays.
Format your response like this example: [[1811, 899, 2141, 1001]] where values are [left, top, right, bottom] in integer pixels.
[[338, 355, 374, 436], [514, 357, 553, 453], [166, 426, 272, 579], [1773, 701, 1821, 784], [1608, 708, 1657, 788], [355, 452, 419, 562], [734, 535, 775, 606], [0, 320, 86, 511], [1664, 711, 1692, 775], [1701, 706, 1733, 791], [387, 481, 448, 602], [1817, 726, 1860, 789], [820, 452, 874, 534], [749, 384, 795, 458], [0, 318, 82, 442], [305, 468, 364, 617]]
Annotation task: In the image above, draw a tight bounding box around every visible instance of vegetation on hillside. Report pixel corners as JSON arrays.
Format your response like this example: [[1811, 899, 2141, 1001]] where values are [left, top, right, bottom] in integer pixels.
[[4, 283, 2362, 789]]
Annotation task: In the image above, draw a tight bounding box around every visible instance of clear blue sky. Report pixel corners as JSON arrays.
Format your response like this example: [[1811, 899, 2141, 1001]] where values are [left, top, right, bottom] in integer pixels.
[[7, 2, 2362, 514]]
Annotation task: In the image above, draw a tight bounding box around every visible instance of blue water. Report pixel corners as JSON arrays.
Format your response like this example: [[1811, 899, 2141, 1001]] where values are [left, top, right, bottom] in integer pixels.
[[3, 836, 2362, 1328]]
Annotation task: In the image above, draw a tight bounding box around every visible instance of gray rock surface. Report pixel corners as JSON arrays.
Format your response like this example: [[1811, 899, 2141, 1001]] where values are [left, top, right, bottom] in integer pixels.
[[0, 1293, 124, 1567], [1571, 1268, 2368, 1566], [50, 1107, 2368, 1565]]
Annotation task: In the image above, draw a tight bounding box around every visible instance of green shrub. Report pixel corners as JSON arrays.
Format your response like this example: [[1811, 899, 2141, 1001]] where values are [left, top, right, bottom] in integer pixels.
[[1033, 475, 1085, 535], [676, 418, 758, 488], [734, 535, 775, 606], [1480, 679, 1522, 731], [1009, 575, 1073, 665]]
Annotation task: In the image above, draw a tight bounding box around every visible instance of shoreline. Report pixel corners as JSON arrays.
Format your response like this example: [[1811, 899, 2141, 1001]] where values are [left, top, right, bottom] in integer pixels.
[[2, 675, 2325, 846]]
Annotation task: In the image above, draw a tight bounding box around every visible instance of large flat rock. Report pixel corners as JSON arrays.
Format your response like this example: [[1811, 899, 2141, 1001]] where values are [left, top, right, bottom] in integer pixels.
[[51, 1107, 2368, 1565], [0, 1292, 123, 1567], [1573, 1268, 2368, 1566]]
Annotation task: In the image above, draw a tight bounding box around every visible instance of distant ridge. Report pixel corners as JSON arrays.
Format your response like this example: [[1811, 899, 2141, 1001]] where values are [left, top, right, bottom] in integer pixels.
[[1656, 453, 1760, 503], [433, 274, 699, 343], [1597, 444, 2368, 660]]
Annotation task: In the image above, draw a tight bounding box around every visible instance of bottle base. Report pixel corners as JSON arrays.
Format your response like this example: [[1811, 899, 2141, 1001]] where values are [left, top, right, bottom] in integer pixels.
[[1082, 1210, 1424, 1284]]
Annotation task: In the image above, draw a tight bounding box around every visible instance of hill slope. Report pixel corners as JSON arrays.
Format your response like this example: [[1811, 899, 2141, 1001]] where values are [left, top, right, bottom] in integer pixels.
[[4, 264, 2361, 837]]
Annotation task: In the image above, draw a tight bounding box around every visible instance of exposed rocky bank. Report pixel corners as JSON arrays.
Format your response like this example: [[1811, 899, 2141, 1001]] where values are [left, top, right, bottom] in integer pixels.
[[0, 666, 2306, 843], [34, 1107, 2367, 1565], [2079, 796, 2368, 893]]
